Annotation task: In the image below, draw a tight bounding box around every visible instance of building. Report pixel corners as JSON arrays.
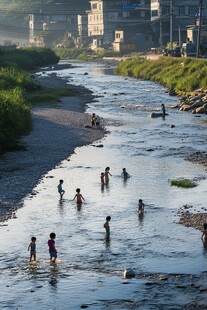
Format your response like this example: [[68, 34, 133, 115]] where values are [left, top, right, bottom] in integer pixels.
[[29, 2, 89, 47], [88, 0, 151, 49], [113, 23, 153, 53], [151, 0, 207, 46]]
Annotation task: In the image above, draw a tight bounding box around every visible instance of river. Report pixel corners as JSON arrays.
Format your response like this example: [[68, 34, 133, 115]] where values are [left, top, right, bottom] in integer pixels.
[[1, 60, 207, 309]]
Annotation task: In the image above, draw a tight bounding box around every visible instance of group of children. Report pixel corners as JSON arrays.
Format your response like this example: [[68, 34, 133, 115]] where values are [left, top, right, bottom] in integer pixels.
[[27, 167, 144, 262], [57, 180, 85, 204], [100, 167, 112, 186], [91, 113, 100, 127], [28, 232, 57, 262]]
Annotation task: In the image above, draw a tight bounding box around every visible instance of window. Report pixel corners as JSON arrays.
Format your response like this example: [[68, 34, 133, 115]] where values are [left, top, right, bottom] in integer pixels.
[[189, 6, 198, 16], [151, 10, 158, 17], [162, 6, 170, 15], [116, 33, 121, 39], [177, 6, 185, 15], [92, 3, 97, 10]]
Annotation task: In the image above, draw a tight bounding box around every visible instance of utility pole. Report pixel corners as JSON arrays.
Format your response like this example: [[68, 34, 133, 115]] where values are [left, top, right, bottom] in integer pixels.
[[196, 0, 203, 58], [160, 6, 163, 46], [170, 0, 173, 50]]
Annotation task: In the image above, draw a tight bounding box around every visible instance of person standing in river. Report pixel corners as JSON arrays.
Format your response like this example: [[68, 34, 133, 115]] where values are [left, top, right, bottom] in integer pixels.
[[28, 236, 36, 262], [138, 199, 144, 216], [104, 216, 111, 239], [48, 232, 57, 262], [73, 188, 85, 205], [105, 167, 112, 185], [161, 104, 166, 118], [57, 179, 65, 200], [201, 223, 207, 248], [121, 168, 130, 180]]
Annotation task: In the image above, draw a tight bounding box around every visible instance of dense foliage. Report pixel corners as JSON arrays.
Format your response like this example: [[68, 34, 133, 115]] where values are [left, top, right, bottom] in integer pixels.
[[0, 47, 59, 70], [116, 57, 207, 93], [0, 47, 59, 153], [0, 88, 31, 152]]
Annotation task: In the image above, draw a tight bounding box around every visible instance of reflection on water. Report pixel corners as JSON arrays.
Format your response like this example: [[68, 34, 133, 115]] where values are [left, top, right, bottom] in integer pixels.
[[1, 61, 207, 309]]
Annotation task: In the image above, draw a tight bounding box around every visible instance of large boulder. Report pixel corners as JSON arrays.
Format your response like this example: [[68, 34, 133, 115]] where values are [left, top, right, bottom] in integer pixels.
[[190, 101, 204, 109], [179, 104, 192, 112], [195, 107, 207, 114], [150, 112, 168, 118]]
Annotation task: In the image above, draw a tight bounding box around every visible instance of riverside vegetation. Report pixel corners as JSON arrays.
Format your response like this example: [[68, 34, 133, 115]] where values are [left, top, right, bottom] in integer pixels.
[[116, 56, 207, 116], [115, 56, 207, 93], [0, 47, 76, 154], [54, 47, 118, 60]]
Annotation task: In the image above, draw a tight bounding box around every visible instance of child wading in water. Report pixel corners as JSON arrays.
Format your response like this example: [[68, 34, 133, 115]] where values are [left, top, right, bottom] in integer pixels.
[[73, 188, 85, 204], [138, 199, 144, 215], [121, 168, 130, 180], [57, 179, 65, 200], [104, 216, 111, 239], [201, 223, 207, 248], [28, 236, 36, 262], [48, 232, 57, 262], [100, 172, 105, 185], [105, 167, 112, 185]]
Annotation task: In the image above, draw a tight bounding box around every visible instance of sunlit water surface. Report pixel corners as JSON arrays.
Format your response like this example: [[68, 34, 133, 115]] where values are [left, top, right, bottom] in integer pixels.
[[1, 61, 207, 309]]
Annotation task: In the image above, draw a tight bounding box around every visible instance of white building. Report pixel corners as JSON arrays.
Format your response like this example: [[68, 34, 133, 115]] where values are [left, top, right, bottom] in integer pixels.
[[88, 0, 151, 49]]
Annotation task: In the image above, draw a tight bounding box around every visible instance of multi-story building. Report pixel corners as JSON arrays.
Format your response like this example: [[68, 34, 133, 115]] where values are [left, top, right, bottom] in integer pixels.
[[29, 2, 89, 47], [151, 0, 207, 46], [88, 0, 151, 49]]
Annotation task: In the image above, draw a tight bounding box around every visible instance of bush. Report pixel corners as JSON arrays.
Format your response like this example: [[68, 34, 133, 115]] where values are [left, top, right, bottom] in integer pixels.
[[0, 47, 60, 70], [0, 67, 39, 91], [0, 88, 31, 152]]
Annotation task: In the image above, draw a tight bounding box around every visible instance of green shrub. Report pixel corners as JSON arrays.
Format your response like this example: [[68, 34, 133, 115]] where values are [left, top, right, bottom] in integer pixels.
[[0, 67, 39, 91], [0, 47, 60, 70], [0, 87, 31, 152]]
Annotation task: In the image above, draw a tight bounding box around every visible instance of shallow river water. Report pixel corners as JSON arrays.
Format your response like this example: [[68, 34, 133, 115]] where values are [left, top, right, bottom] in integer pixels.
[[1, 61, 207, 309]]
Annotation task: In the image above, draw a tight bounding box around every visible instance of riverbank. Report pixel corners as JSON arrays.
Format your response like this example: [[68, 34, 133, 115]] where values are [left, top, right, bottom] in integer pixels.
[[0, 70, 105, 223]]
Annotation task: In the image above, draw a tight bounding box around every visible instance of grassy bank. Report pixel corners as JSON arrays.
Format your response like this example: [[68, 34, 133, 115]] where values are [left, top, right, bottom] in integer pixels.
[[115, 56, 207, 93], [0, 47, 64, 153]]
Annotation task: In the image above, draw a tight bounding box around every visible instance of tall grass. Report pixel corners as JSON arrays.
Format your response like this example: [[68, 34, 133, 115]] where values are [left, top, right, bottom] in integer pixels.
[[0, 47, 61, 153], [0, 87, 31, 152], [116, 57, 207, 92], [0, 67, 39, 91], [0, 47, 60, 70]]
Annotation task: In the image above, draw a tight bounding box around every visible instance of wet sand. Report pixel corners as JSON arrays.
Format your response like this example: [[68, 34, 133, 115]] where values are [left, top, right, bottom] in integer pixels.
[[0, 70, 105, 222]]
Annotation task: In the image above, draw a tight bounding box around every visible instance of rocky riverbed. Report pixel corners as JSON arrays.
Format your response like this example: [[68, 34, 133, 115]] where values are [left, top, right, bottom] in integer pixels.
[[179, 89, 207, 114]]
